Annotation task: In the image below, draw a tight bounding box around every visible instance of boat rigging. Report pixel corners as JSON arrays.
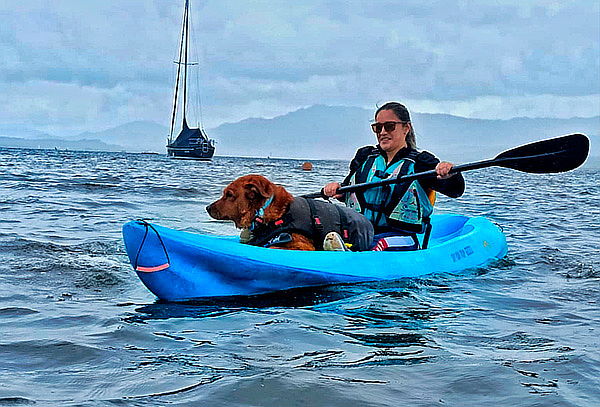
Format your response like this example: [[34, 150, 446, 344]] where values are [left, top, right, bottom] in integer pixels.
[[166, 0, 215, 160]]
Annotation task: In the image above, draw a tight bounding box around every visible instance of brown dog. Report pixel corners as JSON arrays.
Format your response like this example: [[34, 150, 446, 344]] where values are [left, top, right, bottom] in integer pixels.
[[206, 174, 316, 250]]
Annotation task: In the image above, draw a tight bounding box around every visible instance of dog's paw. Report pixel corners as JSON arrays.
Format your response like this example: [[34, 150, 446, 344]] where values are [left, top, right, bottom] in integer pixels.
[[239, 228, 253, 243]]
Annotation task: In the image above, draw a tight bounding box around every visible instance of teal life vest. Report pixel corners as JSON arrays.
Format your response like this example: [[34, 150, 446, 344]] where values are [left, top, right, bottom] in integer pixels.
[[345, 151, 434, 234]]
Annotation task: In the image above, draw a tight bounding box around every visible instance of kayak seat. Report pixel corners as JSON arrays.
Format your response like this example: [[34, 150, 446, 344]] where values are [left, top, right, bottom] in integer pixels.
[[424, 215, 469, 245]]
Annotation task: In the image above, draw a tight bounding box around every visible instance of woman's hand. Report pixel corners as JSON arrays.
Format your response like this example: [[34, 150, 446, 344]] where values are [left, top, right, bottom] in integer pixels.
[[323, 182, 342, 199], [435, 162, 454, 179]]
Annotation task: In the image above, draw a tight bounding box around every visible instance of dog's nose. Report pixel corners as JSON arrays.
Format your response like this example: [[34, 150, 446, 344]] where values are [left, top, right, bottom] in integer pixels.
[[205, 204, 213, 214]]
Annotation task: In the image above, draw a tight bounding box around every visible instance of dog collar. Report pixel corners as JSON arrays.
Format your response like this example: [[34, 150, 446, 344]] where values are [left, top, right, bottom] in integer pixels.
[[257, 195, 274, 218], [251, 195, 274, 231]]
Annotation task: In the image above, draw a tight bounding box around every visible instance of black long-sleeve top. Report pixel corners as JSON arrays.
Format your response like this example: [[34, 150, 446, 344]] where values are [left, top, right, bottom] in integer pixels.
[[342, 145, 465, 198]]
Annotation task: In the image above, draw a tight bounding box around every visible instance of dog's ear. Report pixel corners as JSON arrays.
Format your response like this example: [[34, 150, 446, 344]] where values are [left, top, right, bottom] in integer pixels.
[[244, 177, 273, 202]]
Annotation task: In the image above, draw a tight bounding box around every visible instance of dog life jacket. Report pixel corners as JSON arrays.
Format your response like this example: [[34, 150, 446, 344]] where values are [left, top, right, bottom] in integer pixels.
[[345, 150, 434, 234], [248, 197, 374, 251]]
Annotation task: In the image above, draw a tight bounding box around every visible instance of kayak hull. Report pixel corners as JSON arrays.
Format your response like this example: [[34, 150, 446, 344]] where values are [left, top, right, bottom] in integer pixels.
[[122, 214, 507, 301]]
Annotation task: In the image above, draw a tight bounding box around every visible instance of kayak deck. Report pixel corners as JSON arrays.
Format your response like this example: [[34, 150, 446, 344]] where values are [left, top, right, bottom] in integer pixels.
[[122, 214, 507, 301]]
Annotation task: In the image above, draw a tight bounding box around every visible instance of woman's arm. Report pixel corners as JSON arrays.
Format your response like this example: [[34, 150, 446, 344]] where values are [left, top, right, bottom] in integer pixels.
[[416, 151, 465, 198], [323, 146, 378, 199]]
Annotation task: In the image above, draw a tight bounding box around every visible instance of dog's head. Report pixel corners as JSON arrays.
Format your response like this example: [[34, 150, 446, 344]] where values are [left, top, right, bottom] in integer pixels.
[[206, 174, 276, 228]]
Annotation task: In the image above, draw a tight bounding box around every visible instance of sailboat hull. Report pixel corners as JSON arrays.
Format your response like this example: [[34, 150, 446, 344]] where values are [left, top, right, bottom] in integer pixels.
[[167, 145, 215, 160], [167, 123, 215, 160]]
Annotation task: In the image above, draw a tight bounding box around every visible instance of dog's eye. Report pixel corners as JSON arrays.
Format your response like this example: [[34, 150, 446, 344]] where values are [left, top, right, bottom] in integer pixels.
[[225, 191, 235, 200]]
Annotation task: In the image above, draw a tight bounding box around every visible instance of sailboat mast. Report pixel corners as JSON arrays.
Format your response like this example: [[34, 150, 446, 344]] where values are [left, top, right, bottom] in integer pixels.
[[165, 0, 215, 159], [182, 0, 190, 127], [169, 0, 188, 142]]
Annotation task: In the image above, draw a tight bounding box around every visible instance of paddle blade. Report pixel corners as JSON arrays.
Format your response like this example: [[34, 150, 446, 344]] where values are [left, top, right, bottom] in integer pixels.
[[494, 134, 589, 173]]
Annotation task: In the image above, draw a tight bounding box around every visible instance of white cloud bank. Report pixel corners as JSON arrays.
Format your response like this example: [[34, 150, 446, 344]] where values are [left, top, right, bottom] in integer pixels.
[[0, 0, 598, 133]]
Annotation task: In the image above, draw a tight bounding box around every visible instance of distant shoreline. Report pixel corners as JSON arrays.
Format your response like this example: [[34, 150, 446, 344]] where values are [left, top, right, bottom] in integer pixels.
[[1, 145, 598, 169]]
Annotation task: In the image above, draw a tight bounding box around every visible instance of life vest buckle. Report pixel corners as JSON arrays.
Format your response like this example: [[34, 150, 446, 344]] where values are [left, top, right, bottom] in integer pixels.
[[374, 170, 389, 179], [264, 232, 293, 248], [313, 216, 323, 230]]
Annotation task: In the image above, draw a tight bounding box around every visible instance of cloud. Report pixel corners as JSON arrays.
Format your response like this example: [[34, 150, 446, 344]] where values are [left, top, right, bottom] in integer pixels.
[[0, 0, 598, 134], [405, 94, 600, 120], [0, 80, 170, 135]]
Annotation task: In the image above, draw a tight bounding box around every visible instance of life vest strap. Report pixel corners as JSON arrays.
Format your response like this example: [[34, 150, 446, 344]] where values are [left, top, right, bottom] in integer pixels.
[[333, 204, 350, 241], [421, 216, 433, 250], [306, 198, 325, 246]]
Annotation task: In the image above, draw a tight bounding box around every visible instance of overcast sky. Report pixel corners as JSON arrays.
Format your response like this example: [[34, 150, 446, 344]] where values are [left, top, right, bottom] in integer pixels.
[[1, 0, 598, 135]]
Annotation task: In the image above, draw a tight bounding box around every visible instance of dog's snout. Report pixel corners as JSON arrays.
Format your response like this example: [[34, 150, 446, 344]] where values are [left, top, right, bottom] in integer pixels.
[[206, 203, 215, 216]]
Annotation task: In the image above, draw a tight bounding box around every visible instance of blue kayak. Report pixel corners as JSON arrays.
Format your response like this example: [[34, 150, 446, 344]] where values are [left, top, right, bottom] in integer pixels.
[[122, 214, 507, 301]]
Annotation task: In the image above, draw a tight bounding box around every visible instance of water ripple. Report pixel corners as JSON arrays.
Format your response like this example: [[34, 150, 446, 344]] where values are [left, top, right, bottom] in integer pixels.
[[0, 148, 598, 406]]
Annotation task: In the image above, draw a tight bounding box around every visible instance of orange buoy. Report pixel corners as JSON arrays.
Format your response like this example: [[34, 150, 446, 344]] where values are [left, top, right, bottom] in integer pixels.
[[301, 162, 313, 171]]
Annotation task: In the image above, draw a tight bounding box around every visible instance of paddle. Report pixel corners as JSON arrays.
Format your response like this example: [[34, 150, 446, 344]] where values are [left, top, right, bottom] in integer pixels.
[[303, 134, 589, 198]]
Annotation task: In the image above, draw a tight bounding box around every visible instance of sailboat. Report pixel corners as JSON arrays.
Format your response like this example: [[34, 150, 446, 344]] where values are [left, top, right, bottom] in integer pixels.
[[166, 0, 215, 160]]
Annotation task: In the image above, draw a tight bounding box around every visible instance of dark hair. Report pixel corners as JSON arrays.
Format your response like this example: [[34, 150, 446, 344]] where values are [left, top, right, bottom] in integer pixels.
[[375, 102, 417, 149]]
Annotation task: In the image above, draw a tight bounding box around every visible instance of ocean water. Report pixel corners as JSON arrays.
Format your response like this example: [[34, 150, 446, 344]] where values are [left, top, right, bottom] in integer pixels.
[[0, 147, 598, 407]]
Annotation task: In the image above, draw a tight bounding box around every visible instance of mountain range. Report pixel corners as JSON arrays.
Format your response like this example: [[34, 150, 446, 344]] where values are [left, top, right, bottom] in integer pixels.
[[209, 105, 600, 162], [1, 105, 598, 163]]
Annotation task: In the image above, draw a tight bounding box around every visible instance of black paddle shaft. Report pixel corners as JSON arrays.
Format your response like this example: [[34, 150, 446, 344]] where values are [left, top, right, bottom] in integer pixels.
[[303, 134, 589, 198], [338, 152, 562, 194]]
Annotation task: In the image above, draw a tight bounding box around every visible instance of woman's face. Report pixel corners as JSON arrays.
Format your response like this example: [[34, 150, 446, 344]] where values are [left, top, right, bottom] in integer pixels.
[[374, 109, 409, 157]]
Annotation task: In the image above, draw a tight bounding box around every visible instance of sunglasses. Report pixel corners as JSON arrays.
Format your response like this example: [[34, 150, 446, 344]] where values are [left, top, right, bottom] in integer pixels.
[[371, 121, 406, 134]]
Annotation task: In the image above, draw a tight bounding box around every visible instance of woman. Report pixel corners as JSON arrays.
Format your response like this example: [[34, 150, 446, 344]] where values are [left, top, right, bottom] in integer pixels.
[[323, 102, 464, 251]]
